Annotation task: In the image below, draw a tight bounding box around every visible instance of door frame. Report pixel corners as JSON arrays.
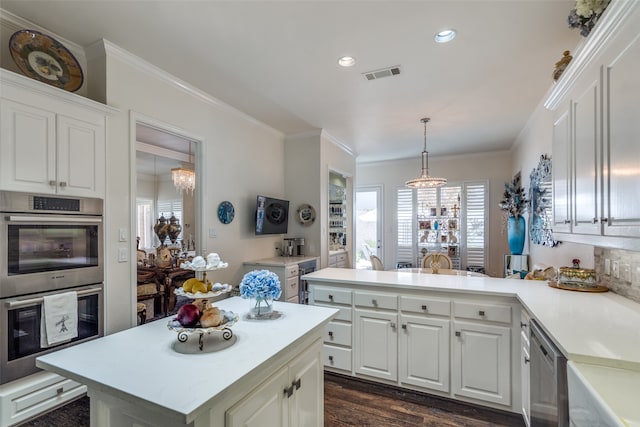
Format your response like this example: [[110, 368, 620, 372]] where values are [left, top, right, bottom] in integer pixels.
[[355, 185, 383, 269]]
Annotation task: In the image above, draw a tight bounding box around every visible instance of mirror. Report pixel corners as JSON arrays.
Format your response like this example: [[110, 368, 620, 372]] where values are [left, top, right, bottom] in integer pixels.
[[529, 154, 559, 247], [135, 124, 197, 259]]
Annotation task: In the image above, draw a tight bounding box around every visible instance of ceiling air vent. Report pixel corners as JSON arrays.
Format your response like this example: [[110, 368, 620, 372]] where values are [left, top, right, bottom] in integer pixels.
[[363, 65, 401, 81]]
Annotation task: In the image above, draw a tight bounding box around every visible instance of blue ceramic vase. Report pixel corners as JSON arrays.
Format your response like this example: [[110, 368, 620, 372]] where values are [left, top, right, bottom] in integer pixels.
[[508, 215, 526, 255]]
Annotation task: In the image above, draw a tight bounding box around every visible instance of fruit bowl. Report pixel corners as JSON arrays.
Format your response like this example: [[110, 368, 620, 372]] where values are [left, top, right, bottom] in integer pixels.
[[167, 310, 239, 350], [174, 283, 232, 299]]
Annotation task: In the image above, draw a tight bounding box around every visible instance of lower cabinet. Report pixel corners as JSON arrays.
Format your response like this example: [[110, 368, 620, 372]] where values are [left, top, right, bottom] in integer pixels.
[[308, 282, 520, 413], [0, 372, 86, 427], [520, 309, 532, 427], [354, 309, 398, 381], [226, 340, 323, 427], [452, 320, 511, 406]]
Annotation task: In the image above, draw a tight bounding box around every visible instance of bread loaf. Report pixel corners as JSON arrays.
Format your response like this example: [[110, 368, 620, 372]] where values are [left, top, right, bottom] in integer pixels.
[[200, 306, 224, 327]]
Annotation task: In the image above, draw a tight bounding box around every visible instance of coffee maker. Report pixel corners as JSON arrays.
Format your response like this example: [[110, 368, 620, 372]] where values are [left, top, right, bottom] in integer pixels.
[[294, 238, 305, 256]]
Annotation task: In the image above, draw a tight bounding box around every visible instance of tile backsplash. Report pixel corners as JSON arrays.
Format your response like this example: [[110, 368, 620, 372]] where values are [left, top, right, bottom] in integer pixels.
[[594, 247, 640, 303]]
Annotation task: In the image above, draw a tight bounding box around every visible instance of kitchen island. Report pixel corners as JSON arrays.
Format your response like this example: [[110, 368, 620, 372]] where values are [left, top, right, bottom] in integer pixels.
[[36, 297, 338, 427]]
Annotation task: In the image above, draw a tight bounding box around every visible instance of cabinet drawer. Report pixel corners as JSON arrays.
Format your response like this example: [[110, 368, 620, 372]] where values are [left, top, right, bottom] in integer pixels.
[[354, 291, 397, 310], [283, 276, 299, 300], [323, 345, 352, 372], [286, 295, 299, 304], [453, 301, 512, 324], [312, 287, 352, 305], [324, 321, 352, 346], [285, 265, 299, 278], [315, 303, 352, 322], [399, 295, 450, 316]]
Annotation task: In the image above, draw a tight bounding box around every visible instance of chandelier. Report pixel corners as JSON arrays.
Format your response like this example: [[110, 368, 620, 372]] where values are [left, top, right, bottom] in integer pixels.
[[172, 141, 195, 195], [405, 118, 447, 188]]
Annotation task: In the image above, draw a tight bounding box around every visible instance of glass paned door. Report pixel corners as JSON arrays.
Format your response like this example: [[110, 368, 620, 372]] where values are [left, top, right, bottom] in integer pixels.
[[355, 186, 382, 269]]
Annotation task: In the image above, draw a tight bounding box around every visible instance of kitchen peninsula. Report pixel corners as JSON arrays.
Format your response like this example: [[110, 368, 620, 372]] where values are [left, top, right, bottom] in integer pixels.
[[36, 297, 338, 427], [304, 268, 640, 425]]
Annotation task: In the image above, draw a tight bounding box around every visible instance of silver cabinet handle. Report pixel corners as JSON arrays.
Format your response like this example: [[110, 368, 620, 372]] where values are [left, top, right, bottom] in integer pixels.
[[601, 217, 609, 223], [592, 218, 598, 224], [49, 180, 57, 186], [59, 181, 67, 188], [478, 310, 485, 316], [57, 387, 64, 395], [564, 220, 571, 224], [520, 322, 528, 328]]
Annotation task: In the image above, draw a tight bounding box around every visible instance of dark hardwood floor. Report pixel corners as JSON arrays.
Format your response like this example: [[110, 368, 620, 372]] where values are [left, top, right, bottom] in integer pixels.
[[20, 373, 524, 426]]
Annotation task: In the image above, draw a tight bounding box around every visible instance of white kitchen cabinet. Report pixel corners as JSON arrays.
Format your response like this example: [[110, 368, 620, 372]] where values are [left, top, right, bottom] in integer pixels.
[[547, 1, 640, 246], [520, 309, 531, 427], [0, 372, 86, 427], [328, 251, 349, 268], [354, 308, 397, 382], [452, 300, 512, 407], [0, 70, 112, 198], [226, 340, 323, 427]]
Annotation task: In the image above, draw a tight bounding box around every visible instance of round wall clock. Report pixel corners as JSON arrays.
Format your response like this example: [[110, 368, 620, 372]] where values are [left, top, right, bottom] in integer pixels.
[[297, 204, 316, 226], [217, 201, 235, 224], [9, 30, 84, 92]]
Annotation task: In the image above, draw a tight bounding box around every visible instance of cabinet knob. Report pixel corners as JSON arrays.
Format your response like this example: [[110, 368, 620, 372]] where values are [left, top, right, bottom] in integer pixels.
[[328, 331, 333, 338], [478, 310, 485, 316], [592, 217, 598, 224], [56, 387, 64, 395], [49, 180, 57, 187], [601, 217, 609, 224], [372, 299, 378, 306], [564, 220, 571, 224], [293, 378, 301, 390], [328, 294, 334, 301], [328, 355, 334, 363], [390, 322, 396, 329], [524, 357, 530, 364], [401, 324, 407, 330], [455, 331, 461, 337], [421, 305, 427, 311], [520, 322, 528, 329], [59, 181, 67, 188], [284, 385, 294, 398]]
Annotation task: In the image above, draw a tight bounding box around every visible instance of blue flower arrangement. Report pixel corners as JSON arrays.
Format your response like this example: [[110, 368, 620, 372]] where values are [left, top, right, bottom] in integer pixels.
[[240, 269, 282, 302]]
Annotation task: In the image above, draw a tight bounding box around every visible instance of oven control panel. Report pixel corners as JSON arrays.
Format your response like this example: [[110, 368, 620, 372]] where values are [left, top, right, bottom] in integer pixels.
[[33, 196, 80, 211]]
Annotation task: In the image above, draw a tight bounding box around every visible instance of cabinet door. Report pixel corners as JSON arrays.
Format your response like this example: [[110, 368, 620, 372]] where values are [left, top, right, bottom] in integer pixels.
[[399, 314, 450, 393], [603, 31, 640, 238], [552, 105, 572, 233], [572, 79, 601, 235], [452, 320, 511, 406], [354, 309, 397, 381], [0, 99, 56, 193], [288, 343, 323, 427], [226, 366, 289, 427], [57, 115, 105, 197]]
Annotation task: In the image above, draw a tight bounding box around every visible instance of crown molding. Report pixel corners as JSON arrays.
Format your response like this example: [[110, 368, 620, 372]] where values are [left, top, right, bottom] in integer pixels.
[[544, 0, 638, 111], [93, 39, 283, 138], [321, 130, 355, 158]]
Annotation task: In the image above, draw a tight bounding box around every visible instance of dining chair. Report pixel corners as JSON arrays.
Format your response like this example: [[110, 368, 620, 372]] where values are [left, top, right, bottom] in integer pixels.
[[422, 253, 453, 269], [370, 255, 384, 271]]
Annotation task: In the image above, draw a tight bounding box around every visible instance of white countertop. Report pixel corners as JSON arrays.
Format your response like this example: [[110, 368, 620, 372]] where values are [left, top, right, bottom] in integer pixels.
[[36, 297, 337, 423], [303, 268, 640, 370], [243, 255, 319, 267]]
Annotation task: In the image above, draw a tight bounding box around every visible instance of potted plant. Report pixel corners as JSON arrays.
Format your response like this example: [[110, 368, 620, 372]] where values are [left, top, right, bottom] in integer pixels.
[[499, 174, 529, 255]]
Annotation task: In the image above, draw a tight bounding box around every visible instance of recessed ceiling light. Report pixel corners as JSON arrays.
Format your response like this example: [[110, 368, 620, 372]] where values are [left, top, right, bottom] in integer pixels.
[[434, 29, 456, 43], [338, 56, 356, 67]]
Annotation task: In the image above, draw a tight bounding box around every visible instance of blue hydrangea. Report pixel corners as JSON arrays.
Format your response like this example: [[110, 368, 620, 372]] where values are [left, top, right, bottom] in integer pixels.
[[239, 270, 282, 301]]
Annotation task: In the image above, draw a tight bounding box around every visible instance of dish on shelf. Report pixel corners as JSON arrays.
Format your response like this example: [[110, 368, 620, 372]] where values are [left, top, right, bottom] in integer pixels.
[[297, 204, 316, 226], [167, 310, 239, 333], [217, 201, 235, 224], [9, 29, 84, 92], [174, 283, 233, 299]]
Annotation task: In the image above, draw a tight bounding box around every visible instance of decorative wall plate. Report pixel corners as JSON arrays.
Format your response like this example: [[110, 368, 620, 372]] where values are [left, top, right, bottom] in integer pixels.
[[9, 30, 84, 92], [297, 204, 316, 226], [217, 201, 235, 224]]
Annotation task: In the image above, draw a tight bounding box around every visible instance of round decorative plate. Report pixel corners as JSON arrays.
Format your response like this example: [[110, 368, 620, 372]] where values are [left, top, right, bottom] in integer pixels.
[[297, 204, 316, 226], [9, 30, 84, 92], [217, 201, 235, 224]]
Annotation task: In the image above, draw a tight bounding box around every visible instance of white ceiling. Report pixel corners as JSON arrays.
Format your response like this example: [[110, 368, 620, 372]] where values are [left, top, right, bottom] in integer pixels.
[[1, 1, 581, 163]]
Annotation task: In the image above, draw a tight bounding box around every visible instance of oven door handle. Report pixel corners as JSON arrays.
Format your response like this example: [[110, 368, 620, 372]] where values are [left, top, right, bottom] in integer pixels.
[[7, 215, 102, 223], [5, 287, 103, 309]]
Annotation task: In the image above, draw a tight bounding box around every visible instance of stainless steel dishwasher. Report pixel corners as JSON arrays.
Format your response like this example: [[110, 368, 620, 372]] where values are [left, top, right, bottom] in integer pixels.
[[530, 319, 569, 426]]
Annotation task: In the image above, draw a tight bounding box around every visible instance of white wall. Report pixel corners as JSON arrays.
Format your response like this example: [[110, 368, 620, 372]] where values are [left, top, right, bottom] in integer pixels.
[[96, 42, 286, 333], [357, 151, 513, 277], [512, 100, 594, 270]]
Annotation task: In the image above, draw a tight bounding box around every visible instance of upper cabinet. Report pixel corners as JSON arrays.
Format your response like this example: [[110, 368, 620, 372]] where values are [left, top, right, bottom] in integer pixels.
[[0, 70, 115, 198], [545, 0, 640, 250]]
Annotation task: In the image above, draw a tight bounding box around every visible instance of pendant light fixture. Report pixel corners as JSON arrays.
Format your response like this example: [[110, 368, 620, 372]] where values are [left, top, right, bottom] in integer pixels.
[[405, 118, 447, 188], [172, 141, 195, 195]]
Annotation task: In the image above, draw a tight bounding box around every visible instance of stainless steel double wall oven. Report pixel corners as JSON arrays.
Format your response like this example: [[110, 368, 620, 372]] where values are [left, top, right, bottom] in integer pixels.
[[0, 191, 104, 384]]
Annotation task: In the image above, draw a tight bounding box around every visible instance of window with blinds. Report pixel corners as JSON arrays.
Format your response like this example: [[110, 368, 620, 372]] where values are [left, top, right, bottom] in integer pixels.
[[395, 181, 487, 270], [463, 182, 487, 269], [396, 187, 413, 263]]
